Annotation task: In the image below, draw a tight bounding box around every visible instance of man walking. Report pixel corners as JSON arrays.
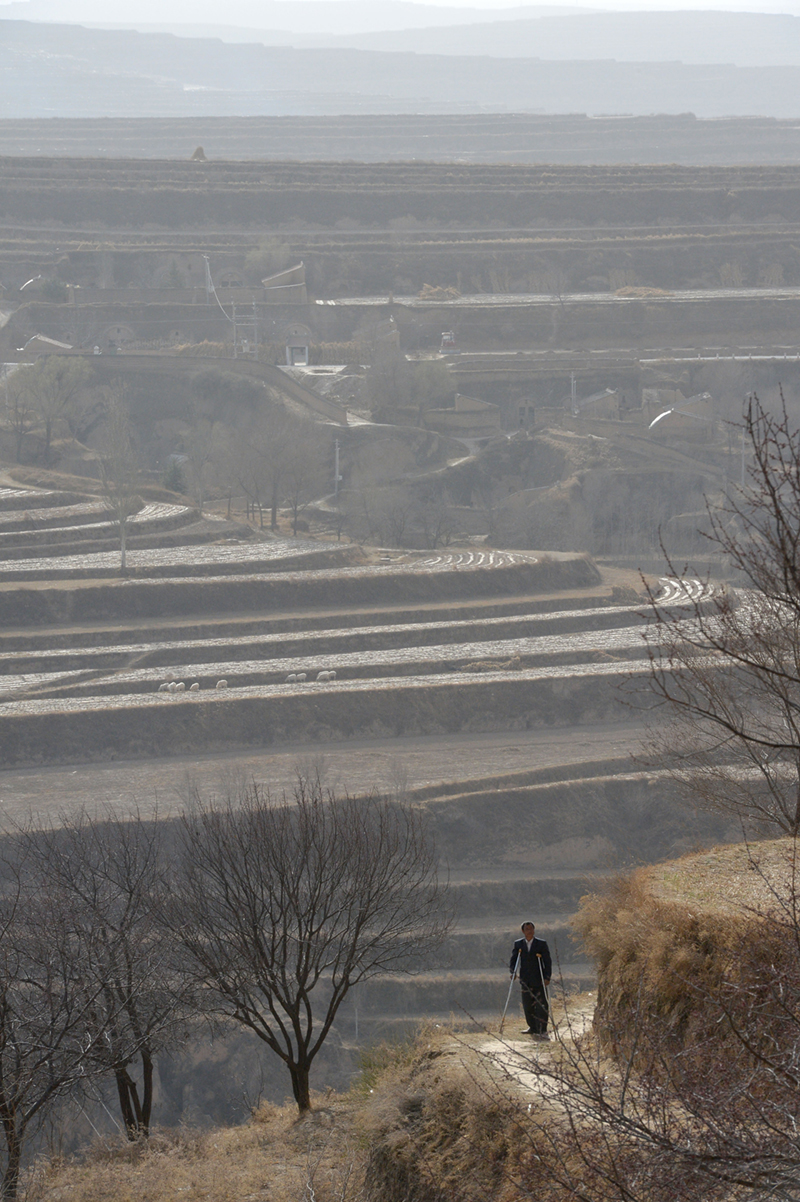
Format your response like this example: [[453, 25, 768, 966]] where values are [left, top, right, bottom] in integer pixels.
[[510, 921, 552, 1038]]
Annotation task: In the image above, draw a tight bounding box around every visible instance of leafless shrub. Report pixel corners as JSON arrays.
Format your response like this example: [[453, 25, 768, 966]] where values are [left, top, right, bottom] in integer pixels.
[[295, 751, 330, 789], [382, 755, 411, 802]]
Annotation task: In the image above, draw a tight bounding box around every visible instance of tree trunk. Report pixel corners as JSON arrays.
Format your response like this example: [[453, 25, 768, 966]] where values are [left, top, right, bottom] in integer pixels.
[[271, 481, 279, 531], [115, 1069, 137, 1138], [2, 1119, 23, 1200], [289, 1055, 311, 1114], [119, 517, 127, 573], [43, 418, 52, 465], [140, 1047, 154, 1136], [114, 1049, 154, 1139]]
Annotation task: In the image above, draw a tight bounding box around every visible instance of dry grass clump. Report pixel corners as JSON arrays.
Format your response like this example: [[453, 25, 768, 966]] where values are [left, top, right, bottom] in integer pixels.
[[607, 584, 642, 605], [173, 341, 231, 358], [308, 342, 361, 365], [418, 284, 461, 300], [575, 871, 737, 1041], [24, 1097, 365, 1202], [358, 1027, 555, 1202], [353, 1030, 422, 1098], [646, 837, 797, 916], [556, 842, 800, 1197], [574, 840, 800, 1056]]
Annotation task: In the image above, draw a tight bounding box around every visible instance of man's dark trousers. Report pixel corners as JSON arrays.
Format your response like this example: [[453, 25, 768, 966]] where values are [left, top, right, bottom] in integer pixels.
[[510, 936, 551, 1034]]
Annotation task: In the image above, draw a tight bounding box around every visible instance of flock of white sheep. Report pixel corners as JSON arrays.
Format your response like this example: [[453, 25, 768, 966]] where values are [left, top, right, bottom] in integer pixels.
[[157, 680, 218, 693], [156, 669, 337, 694]]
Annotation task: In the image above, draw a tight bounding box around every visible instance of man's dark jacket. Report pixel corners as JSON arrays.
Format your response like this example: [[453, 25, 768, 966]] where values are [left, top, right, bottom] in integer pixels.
[[510, 937, 552, 990]]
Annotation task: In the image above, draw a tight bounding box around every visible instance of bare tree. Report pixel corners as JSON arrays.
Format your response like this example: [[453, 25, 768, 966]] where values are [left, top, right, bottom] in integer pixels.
[[475, 474, 508, 541], [181, 416, 226, 516], [227, 421, 268, 527], [0, 848, 108, 1199], [228, 407, 294, 531], [169, 780, 452, 1113], [283, 420, 330, 536], [96, 388, 141, 573], [261, 408, 297, 531], [12, 356, 92, 464], [208, 424, 237, 518], [348, 484, 415, 547], [2, 370, 36, 463], [644, 392, 800, 837], [419, 494, 456, 550], [20, 810, 191, 1142], [337, 488, 374, 544]]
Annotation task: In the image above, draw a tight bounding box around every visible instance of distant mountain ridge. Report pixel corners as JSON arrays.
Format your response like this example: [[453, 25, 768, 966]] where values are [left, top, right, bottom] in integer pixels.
[[79, 9, 800, 67], [0, 0, 588, 35], [3, 18, 800, 118], [313, 10, 800, 66]]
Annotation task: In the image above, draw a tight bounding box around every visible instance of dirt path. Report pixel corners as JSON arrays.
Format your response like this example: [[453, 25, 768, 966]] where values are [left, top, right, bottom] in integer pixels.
[[0, 722, 645, 825], [452, 991, 597, 1099]]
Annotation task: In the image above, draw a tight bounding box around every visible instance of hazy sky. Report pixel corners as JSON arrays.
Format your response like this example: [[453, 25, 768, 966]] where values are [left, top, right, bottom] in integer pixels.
[[3, 0, 800, 18]]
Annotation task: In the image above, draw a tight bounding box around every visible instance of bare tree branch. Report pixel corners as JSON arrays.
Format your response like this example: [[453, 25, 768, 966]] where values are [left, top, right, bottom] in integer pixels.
[[643, 391, 800, 836]]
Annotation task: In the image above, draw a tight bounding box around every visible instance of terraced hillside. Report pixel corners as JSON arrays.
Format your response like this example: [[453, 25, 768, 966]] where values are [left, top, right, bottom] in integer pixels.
[[3, 114, 800, 164], [0, 474, 735, 1057], [3, 158, 800, 230], [0, 475, 681, 768]]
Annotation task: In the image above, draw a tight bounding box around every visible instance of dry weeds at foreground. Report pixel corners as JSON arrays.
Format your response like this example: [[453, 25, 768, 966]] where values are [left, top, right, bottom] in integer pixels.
[[24, 1098, 365, 1202], [23, 1025, 546, 1202]]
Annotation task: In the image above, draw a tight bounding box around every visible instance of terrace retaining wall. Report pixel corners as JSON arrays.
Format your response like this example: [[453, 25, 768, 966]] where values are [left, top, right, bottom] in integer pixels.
[[0, 667, 635, 767], [0, 556, 600, 626]]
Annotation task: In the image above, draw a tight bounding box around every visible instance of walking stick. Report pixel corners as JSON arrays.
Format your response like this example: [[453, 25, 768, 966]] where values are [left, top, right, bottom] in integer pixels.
[[536, 952, 551, 1034], [500, 950, 521, 1035]]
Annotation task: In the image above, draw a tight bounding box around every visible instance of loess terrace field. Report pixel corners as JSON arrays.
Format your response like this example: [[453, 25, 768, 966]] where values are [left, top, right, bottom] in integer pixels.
[[0, 473, 735, 1075], [0, 140, 771, 1124], [4, 158, 800, 230]]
